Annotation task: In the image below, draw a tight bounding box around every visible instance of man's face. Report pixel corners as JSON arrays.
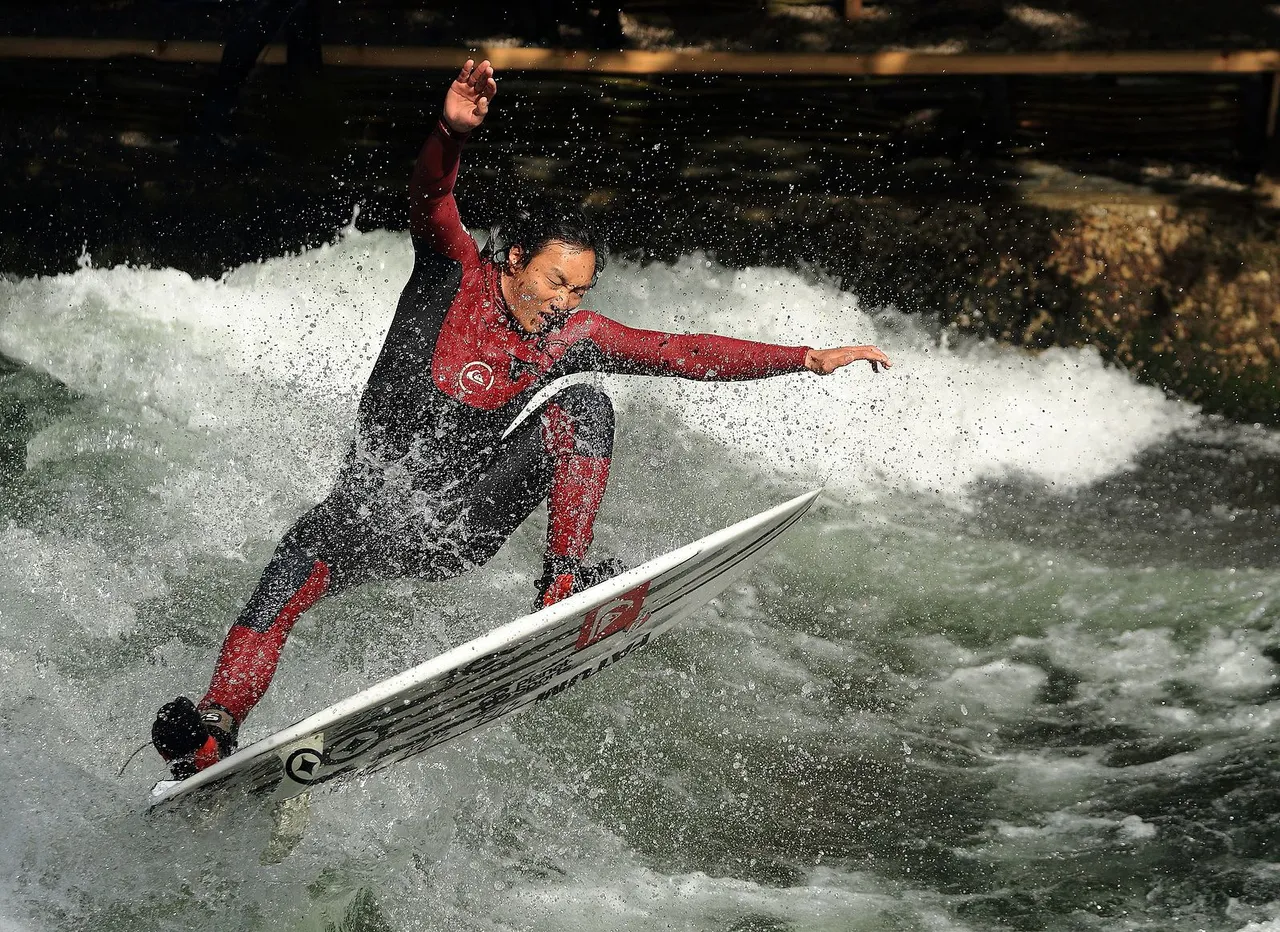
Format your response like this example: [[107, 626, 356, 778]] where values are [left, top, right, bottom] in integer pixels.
[[501, 241, 597, 334]]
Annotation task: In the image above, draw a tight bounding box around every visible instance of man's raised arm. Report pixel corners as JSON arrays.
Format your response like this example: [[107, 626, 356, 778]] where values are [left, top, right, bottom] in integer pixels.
[[408, 60, 497, 265]]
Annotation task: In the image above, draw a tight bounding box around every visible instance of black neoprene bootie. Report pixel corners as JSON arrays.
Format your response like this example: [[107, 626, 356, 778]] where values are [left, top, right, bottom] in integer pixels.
[[534, 556, 627, 610], [151, 697, 238, 779], [578, 558, 627, 589], [200, 705, 239, 758]]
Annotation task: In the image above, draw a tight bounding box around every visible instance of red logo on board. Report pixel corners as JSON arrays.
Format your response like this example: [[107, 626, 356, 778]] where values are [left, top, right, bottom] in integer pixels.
[[576, 582, 652, 650]]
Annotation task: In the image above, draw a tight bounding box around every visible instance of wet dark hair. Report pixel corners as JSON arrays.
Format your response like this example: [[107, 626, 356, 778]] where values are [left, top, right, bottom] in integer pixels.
[[483, 195, 607, 282]]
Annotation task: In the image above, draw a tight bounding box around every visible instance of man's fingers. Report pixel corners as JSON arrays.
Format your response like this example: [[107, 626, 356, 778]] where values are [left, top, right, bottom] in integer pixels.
[[459, 59, 493, 92], [464, 61, 497, 104], [862, 347, 891, 368]]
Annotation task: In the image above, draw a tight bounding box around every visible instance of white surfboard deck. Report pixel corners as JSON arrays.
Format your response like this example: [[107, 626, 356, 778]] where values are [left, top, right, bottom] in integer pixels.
[[148, 489, 821, 810]]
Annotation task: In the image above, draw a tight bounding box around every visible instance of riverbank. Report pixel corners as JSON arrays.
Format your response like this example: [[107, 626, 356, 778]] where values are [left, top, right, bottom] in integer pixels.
[[804, 191, 1280, 425]]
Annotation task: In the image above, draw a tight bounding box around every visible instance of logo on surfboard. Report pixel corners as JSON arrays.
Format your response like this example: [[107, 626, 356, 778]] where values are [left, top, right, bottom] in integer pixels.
[[324, 729, 385, 765], [284, 747, 324, 783], [576, 582, 652, 650]]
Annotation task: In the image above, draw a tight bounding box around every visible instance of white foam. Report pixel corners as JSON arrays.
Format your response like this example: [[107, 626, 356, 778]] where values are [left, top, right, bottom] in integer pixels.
[[1032, 621, 1280, 727], [0, 235, 1195, 510], [0, 524, 166, 639], [1234, 919, 1280, 932], [589, 255, 1196, 498], [487, 865, 968, 932], [914, 660, 1048, 723]]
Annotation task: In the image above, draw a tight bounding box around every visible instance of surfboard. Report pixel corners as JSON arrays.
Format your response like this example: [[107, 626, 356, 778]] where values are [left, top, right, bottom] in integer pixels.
[[148, 488, 821, 810]]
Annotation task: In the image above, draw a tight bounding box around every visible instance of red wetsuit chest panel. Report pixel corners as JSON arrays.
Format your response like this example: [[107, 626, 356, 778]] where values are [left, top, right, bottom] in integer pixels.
[[429, 265, 571, 411]]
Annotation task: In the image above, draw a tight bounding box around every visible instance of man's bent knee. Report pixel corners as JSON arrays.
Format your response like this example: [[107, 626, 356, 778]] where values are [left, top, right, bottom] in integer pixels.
[[543, 384, 615, 459], [236, 537, 329, 633]]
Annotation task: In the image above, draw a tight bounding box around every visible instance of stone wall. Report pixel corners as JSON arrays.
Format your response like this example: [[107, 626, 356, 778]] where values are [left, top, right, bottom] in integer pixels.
[[769, 196, 1280, 424]]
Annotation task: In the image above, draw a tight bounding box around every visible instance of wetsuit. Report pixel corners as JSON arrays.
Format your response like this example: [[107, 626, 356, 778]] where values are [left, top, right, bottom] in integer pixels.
[[195, 117, 812, 732]]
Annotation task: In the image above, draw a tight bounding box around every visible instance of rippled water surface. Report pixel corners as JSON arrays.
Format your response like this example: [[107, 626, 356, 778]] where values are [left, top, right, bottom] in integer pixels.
[[0, 232, 1276, 932]]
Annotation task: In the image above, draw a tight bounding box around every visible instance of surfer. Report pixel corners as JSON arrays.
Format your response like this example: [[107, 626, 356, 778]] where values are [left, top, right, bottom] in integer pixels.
[[151, 59, 892, 779]]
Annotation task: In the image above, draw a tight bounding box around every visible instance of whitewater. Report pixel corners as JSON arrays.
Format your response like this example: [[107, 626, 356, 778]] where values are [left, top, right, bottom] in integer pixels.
[[0, 229, 1276, 932]]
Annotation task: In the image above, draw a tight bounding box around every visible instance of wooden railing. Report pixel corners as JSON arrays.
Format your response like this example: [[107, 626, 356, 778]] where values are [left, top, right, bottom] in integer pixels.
[[2, 39, 1280, 76], [2, 39, 1276, 163]]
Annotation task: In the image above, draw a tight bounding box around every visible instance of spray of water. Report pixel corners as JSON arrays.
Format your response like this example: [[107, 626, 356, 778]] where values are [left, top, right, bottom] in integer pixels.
[[0, 230, 1272, 932]]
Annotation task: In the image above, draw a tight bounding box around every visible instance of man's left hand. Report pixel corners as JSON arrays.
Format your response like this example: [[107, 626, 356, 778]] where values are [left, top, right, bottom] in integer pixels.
[[804, 345, 892, 375]]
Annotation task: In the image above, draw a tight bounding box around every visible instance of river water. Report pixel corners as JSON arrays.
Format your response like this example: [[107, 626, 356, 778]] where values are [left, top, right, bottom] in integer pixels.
[[0, 230, 1276, 932]]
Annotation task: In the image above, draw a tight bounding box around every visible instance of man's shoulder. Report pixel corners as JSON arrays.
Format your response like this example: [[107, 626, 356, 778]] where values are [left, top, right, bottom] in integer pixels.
[[563, 308, 629, 338], [541, 312, 611, 367], [554, 309, 604, 341]]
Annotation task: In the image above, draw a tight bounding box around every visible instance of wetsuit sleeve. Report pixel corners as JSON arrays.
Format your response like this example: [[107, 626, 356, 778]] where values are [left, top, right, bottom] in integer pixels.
[[576, 314, 811, 380], [408, 118, 481, 268]]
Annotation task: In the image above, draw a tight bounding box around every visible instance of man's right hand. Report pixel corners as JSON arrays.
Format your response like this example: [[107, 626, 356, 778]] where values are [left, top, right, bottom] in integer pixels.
[[443, 59, 497, 135]]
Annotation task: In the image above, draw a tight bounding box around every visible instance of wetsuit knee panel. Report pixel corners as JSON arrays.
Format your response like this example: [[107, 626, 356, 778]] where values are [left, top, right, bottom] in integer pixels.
[[235, 539, 326, 633], [542, 384, 615, 459]]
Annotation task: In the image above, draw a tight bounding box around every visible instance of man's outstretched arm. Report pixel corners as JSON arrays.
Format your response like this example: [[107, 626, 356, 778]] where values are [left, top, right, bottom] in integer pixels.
[[408, 59, 497, 265], [578, 314, 892, 380]]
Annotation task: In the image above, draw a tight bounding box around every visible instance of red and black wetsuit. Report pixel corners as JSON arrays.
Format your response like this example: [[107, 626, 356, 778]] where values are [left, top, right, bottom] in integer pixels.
[[195, 118, 811, 733]]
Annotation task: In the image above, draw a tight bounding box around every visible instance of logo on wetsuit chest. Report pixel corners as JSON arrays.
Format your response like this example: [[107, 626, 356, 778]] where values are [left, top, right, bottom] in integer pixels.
[[458, 361, 495, 393]]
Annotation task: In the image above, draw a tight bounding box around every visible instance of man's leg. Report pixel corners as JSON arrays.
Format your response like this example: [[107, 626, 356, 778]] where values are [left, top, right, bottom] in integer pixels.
[[536, 383, 616, 604], [201, 0, 312, 136], [152, 500, 353, 776], [432, 383, 617, 607], [199, 533, 330, 725]]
